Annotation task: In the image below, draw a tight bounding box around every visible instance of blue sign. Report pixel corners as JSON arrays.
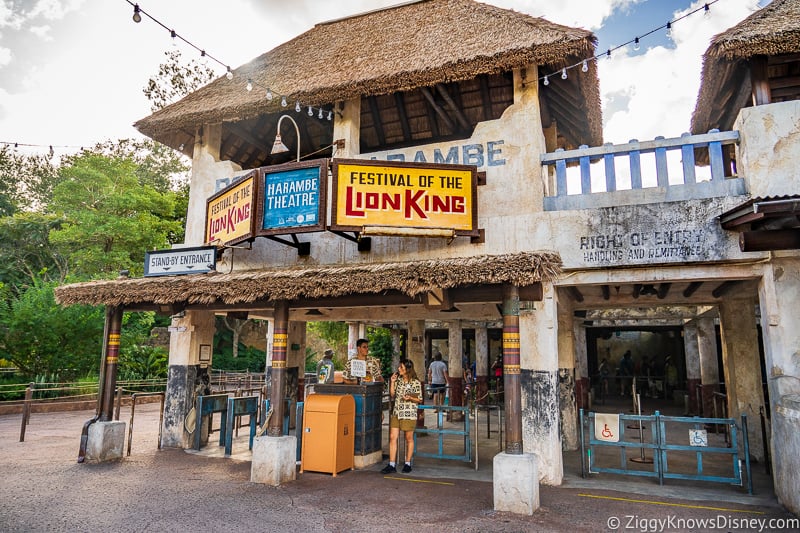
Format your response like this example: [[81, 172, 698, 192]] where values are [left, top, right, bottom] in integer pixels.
[[262, 166, 321, 230]]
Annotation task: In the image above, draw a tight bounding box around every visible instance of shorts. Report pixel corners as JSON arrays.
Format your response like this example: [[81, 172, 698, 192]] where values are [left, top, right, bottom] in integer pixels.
[[429, 383, 446, 393], [389, 416, 416, 432]]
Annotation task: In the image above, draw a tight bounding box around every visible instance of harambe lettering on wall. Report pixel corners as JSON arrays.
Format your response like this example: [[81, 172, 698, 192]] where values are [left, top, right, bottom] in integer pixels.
[[332, 160, 476, 231], [205, 174, 255, 246]]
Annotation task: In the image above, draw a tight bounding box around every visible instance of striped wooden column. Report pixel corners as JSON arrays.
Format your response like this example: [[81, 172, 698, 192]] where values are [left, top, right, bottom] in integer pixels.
[[502, 284, 522, 454], [99, 305, 123, 421], [268, 300, 289, 437]]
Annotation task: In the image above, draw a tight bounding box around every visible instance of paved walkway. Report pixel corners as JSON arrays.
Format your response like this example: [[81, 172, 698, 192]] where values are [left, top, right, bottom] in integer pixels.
[[1, 404, 796, 532]]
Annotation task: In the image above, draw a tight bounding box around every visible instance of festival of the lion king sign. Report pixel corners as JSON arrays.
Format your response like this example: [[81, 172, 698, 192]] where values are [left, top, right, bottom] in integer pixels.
[[331, 159, 478, 236], [205, 170, 257, 247]]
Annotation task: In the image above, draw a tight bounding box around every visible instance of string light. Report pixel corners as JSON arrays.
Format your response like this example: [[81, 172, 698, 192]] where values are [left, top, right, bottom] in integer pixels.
[[132, 3, 141, 23], [537, 0, 718, 85], [318, 108, 324, 119], [246, 79, 253, 92], [225, 66, 233, 80], [295, 101, 301, 113], [307, 106, 313, 116], [200, 50, 207, 65], [266, 88, 273, 101], [281, 96, 287, 107], [561, 67, 567, 80]]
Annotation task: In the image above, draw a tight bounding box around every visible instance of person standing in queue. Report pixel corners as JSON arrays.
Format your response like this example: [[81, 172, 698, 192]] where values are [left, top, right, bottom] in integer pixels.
[[427, 352, 448, 410], [381, 359, 422, 474], [342, 338, 383, 384]]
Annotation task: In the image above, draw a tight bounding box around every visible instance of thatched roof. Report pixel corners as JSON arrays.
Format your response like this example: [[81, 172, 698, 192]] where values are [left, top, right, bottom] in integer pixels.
[[54, 252, 562, 307], [134, 0, 600, 146], [691, 0, 800, 134]]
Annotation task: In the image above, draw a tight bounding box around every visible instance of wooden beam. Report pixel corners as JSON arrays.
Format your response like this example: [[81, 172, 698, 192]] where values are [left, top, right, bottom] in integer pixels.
[[420, 87, 456, 131], [394, 92, 412, 143], [750, 55, 772, 105], [711, 280, 741, 298], [367, 95, 386, 146], [479, 75, 493, 122], [436, 83, 471, 131], [601, 285, 610, 300], [632, 284, 642, 299], [740, 229, 800, 252], [656, 283, 672, 300], [683, 281, 703, 298], [566, 286, 584, 303]]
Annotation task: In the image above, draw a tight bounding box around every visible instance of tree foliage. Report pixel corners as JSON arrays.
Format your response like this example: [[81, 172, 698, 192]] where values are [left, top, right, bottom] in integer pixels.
[[0, 279, 104, 380], [48, 152, 182, 278], [143, 49, 217, 112]]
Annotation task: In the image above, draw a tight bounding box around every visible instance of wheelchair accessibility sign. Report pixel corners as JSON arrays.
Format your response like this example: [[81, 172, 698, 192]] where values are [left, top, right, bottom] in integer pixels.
[[689, 429, 708, 447], [594, 413, 620, 443]]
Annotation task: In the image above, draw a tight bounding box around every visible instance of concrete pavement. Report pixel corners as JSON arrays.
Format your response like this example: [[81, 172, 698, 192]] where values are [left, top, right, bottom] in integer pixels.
[[1, 403, 796, 532]]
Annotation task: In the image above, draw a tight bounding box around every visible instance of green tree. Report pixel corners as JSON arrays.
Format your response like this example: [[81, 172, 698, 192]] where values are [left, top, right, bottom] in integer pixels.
[[48, 153, 182, 278], [0, 145, 59, 214], [144, 49, 216, 112], [0, 280, 103, 380], [0, 212, 68, 290]]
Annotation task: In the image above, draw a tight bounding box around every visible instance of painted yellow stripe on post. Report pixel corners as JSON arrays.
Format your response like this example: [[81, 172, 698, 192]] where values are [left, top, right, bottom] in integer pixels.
[[274, 334, 287, 347], [272, 360, 287, 368], [577, 493, 765, 514], [383, 476, 455, 486]]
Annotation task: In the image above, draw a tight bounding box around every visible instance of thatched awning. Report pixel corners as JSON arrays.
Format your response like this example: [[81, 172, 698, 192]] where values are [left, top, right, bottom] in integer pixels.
[[134, 0, 600, 147], [54, 252, 562, 307], [691, 0, 800, 134]]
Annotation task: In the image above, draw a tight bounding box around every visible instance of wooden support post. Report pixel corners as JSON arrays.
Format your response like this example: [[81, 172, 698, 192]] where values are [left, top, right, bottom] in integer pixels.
[[268, 300, 289, 437], [99, 306, 123, 422], [19, 383, 33, 442], [502, 284, 523, 454]]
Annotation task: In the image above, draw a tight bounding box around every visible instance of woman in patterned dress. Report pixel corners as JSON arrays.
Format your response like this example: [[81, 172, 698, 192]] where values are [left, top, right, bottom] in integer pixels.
[[380, 359, 422, 474]]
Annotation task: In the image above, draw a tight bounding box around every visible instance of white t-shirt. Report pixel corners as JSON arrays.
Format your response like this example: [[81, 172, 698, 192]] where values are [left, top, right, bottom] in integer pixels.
[[428, 360, 448, 385]]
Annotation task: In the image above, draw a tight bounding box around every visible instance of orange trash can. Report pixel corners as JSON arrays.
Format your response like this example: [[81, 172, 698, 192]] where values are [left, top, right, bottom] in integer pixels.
[[300, 393, 355, 476]]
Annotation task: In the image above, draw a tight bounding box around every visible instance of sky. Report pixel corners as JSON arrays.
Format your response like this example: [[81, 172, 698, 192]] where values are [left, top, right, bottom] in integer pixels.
[[0, 0, 768, 160]]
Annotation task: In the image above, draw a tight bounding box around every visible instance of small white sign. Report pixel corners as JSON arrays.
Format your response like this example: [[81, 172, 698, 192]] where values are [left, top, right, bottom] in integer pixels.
[[145, 246, 216, 277], [594, 413, 620, 443], [350, 359, 367, 378], [689, 429, 708, 447]]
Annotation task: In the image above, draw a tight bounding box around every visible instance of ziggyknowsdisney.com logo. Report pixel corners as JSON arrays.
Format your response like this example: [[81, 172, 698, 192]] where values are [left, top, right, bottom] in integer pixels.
[[606, 514, 799, 532]]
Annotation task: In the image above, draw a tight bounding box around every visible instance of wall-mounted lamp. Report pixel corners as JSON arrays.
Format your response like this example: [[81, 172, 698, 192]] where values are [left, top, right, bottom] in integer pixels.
[[271, 114, 301, 162]]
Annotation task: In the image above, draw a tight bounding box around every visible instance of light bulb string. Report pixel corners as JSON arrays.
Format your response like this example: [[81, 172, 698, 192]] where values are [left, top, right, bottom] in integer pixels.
[[124, 0, 334, 121], [539, 0, 718, 83]]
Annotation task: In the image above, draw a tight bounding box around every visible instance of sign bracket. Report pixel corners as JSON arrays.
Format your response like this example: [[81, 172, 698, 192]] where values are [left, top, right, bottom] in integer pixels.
[[263, 234, 311, 256], [330, 231, 372, 252]]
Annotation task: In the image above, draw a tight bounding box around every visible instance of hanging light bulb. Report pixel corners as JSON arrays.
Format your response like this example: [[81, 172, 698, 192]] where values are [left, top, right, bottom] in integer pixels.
[[666, 21, 672, 38], [246, 79, 253, 92], [226, 66, 233, 80], [307, 106, 313, 116], [606, 48, 612, 61], [634, 37, 640, 51], [200, 50, 208, 65], [561, 67, 567, 80], [543, 75, 549, 86], [266, 88, 273, 101], [704, 3, 710, 17], [582, 59, 588, 73], [318, 108, 324, 119], [327, 111, 333, 121], [281, 96, 288, 107], [49, 145, 54, 158], [170, 29, 177, 47], [295, 101, 301, 113], [132, 4, 142, 23]]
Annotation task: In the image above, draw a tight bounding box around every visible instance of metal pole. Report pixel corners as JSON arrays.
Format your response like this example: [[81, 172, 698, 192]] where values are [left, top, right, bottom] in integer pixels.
[[19, 384, 33, 442], [268, 300, 289, 436], [501, 284, 522, 454]]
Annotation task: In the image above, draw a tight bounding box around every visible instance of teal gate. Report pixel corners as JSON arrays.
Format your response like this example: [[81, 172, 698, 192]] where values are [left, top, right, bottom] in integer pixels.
[[579, 409, 752, 494]]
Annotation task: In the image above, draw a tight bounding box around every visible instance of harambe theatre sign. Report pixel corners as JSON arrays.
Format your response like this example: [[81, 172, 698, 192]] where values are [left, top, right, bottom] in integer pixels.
[[331, 159, 478, 235]]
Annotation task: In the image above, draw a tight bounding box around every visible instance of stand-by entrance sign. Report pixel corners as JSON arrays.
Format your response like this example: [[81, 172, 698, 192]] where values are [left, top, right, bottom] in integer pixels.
[[145, 246, 217, 276]]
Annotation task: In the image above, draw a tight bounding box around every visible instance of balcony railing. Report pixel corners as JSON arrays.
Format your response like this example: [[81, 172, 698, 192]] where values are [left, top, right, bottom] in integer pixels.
[[540, 130, 745, 211]]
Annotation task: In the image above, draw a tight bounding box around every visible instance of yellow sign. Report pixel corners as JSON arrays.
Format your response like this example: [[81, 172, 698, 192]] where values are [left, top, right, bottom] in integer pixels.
[[333, 160, 476, 231], [205, 174, 255, 246]]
